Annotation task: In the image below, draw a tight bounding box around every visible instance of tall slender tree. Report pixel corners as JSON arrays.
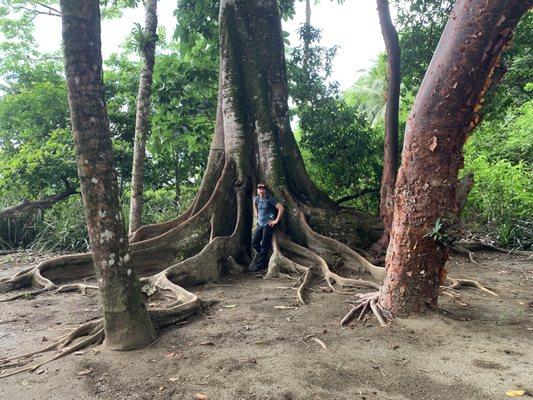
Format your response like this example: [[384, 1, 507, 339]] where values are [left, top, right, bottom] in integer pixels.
[[371, 0, 401, 256], [60, 0, 155, 349], [378, 0, 532, 315], [129, 0, 158, 233]]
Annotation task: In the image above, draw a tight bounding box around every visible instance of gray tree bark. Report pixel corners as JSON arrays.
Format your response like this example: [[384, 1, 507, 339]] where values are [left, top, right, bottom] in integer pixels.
[[60, 0, 155, 349], [129, 0, 158, 233]]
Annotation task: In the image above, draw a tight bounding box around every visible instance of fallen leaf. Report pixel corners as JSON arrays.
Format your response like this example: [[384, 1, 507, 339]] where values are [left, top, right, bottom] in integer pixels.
[[428, 136, 438, 152], [506, 390, 525, 397], [310, 337, 327, 350], [77, 368, 92, 376], [194, 393, 208, 399]]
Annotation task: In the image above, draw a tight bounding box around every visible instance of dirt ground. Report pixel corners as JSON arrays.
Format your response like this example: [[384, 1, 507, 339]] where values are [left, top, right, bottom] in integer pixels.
[[0, 250, 531, 400]]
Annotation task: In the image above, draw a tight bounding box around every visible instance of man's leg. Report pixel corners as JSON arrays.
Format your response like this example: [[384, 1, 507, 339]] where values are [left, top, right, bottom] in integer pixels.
[[249, 225, 265, 272], [251, 225, 263, 254], [254, 225, 273, 270]]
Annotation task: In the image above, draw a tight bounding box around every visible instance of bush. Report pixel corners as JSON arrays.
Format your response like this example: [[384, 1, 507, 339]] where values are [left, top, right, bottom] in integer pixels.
[[28, 195, 90, 253], [462, 156, 532, 248], [138, 186, 197, 226]]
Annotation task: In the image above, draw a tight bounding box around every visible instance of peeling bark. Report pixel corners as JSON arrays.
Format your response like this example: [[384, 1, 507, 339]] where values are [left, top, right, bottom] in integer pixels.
[[129, 0, 158, 233], [60, 0, 155, 349], [379, 0, 532, 316]]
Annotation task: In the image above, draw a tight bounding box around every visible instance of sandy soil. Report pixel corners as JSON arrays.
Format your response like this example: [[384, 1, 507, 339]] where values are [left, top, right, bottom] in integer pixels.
[[0, 250, 532, 400]]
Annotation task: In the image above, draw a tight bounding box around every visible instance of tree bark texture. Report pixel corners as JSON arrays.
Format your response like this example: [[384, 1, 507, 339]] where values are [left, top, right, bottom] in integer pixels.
[[129, 0, 383, 281], [379, 0, 532, 316], [128, 0, 158, 233], [1, 0, 384, 337], [60, 0, 155, 349], [373, 0, 401, 253]]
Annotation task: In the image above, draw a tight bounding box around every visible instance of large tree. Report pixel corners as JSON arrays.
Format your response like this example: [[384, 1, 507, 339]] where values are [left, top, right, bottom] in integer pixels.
[[0, 0, 384, 373], [377, 0, 532, 316]]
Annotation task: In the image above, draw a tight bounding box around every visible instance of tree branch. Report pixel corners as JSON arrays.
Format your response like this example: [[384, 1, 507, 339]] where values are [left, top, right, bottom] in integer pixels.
[[0, 183, 77, 219], [336, 189, 379, 205]]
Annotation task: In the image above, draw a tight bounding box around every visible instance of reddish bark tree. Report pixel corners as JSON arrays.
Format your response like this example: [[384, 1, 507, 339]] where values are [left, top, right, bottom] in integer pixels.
[[129, 0, 158, 233], [379, 0, 532, 316], [371, 0, 401, 256]]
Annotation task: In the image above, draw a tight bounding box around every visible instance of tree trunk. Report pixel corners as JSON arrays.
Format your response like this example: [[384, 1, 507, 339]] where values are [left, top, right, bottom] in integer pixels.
[[129, 0, 383, 279], [1, 0, 383, 346], [372, 0, 401, 254], [128, 0, 158, 233], [379, 0, 532, 316], [60, 0, 155, 349]]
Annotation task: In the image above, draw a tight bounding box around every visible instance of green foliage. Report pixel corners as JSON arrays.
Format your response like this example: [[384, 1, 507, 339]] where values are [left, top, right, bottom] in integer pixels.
[[289, 24, 338, 106], [467, 100, 533, 165], [0, 67, 76, 197], [174, 0, 219, 58], [288, 25, 381, 211], [462, 156, 532, 248], [298, 98, 381, 206], [392, 0, 453, 91], [147, 46, 217, 195], [344, 55, 387, 128], [483, 13, 533, 119], [141, 187, 196, 225], [461, 99, 532, 248], [29, 195, 89, 252]]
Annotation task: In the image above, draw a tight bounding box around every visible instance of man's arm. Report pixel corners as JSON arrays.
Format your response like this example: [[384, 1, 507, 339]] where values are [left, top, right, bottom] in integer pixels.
[[253, 201, 258, 219], [268, 203, 284, 227]]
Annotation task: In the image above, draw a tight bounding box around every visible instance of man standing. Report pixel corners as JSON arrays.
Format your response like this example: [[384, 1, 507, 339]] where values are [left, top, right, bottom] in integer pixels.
[[249, 183, 284, 272]]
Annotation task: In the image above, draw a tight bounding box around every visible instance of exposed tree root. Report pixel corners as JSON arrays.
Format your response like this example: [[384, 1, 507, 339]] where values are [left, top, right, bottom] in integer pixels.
[[457, 240, 532, 257], [341, 276, 498, 328], [0, 273, 212, 378], [0, 319, 104, 378], [443, 277, 498, 297], [0, 161, 247, 377], [452, 245, 480, 265], [341, 292, 392, 327], [265, 227, 382, 306]]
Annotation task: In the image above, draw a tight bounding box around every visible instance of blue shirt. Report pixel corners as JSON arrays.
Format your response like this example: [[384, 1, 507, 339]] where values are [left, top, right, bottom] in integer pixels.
[[253, 195, 279, 226]]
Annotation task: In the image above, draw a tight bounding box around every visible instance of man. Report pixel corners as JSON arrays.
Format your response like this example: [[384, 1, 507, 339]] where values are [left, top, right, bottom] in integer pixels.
[[249, 183, 284, 272]]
